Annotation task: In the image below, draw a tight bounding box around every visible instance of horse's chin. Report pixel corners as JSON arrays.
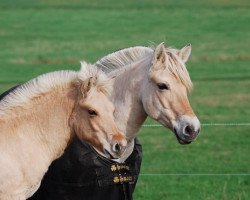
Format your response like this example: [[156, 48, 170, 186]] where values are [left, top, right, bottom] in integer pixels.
[[92, 145, 122, 159], [91, 146, 117, 159], [177, 138, 192, 145], [159, 121, 192, 144]]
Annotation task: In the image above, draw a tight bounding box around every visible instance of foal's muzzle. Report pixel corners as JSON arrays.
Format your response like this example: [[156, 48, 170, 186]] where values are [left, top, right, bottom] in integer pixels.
[[112, 139, 127, 156], [104, 138, 127, 159]]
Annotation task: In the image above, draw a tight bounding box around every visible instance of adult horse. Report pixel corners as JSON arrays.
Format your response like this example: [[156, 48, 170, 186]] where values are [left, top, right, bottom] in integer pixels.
[[96, 42, 201, 162], [28, 43, 201, 200], [0, 62, 126, 200]]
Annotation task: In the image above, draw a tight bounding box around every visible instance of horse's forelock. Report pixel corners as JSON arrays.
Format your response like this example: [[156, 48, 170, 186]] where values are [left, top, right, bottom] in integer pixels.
[[164, 49, 193, 92], [78, 63, 112, 96]]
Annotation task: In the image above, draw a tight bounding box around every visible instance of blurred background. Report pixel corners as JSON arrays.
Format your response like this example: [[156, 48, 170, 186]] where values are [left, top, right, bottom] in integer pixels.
[[0, 0, 249, 199]]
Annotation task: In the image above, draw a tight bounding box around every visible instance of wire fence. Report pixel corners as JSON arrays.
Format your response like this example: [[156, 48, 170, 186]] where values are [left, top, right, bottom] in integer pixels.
[[142, 123, 250, 127], [140, 122, 250, 176], [140, 173, 250, 176]]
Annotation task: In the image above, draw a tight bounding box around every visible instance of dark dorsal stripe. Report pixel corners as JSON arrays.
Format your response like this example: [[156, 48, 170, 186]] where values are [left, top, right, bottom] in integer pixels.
[[0, 85, 21, 101]]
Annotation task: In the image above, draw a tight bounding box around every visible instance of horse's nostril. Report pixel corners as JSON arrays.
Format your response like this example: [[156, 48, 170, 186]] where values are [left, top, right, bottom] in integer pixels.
[[114, 143, 121, 153], [185, 125, 194, 135]]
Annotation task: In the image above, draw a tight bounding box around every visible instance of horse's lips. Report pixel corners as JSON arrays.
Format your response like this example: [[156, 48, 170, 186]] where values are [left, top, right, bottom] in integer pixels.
[[158, 121, 190, 144], [104, 149, 119, 159], [173, 128, 192, 145]]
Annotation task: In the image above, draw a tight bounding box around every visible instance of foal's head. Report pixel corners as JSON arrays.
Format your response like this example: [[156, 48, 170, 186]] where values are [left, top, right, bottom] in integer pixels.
[[71, 63, 127, 158], [142, 43, 200, 144]]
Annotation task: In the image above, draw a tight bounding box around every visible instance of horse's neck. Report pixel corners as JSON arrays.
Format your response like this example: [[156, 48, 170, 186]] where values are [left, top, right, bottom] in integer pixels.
[[111, 58, 151, 141]]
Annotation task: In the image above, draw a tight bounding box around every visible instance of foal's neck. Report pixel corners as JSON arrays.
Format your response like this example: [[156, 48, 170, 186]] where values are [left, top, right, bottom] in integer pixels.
[[111, 58, 151, 141], [35, 87, 76, 160], [6, 86, 76, 161]]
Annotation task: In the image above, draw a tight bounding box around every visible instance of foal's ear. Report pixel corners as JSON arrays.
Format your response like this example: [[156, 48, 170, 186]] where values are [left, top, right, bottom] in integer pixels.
[[151, 42, 166, 71], [178, 44, 192, 63], [81, 77, 95, 98]]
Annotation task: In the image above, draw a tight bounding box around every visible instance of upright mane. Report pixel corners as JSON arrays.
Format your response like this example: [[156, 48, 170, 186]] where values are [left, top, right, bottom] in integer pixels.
[[95, 46, 153, 73], [0, 63, 109, 116], [95, 45, 192, 91]]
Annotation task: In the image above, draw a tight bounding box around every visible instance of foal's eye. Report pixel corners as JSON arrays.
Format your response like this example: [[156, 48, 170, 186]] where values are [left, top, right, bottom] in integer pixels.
[[157, 83, 170, 90], [88, 109, 97, 116]]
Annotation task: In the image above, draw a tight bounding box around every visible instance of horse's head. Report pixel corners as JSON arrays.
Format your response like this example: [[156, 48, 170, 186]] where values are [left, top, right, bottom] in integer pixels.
[[70, 63, 127, 159], [141, 43, 200, 144]]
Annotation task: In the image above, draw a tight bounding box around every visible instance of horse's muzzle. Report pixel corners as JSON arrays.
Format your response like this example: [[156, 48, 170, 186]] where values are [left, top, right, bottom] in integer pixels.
[[104, 139, 127, 159], [173, 115, 201, 144]]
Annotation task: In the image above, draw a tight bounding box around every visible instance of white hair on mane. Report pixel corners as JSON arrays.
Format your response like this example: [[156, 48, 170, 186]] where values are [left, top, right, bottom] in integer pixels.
[[0, 62, 109, 116], [95, 46, 153, 73], [79, 61, 112, 95], [95, 45, 193, 91], [79, 61, 107, 81]]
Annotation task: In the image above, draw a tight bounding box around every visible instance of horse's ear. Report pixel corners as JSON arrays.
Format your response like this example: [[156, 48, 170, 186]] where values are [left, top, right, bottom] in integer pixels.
[[81, 77, 95, 98], [178, 44, 191, 63], [151, 42, 166, 71]]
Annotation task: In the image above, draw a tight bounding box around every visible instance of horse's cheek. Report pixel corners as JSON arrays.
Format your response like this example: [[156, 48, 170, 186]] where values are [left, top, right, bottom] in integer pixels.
[[144, 96, 158, 119]]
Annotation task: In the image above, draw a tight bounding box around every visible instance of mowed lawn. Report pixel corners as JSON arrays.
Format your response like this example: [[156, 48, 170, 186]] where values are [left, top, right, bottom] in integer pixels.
[[0, 0, 250, 199]]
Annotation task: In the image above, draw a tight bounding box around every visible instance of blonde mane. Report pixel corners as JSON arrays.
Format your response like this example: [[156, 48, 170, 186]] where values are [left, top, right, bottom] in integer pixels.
[[0, 63, 109, 116], [95, 46, 153, 73], [95, 46, 193, 91]]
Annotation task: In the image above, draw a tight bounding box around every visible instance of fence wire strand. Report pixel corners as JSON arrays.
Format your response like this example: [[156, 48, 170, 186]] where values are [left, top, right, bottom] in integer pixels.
[[140, 173, 250, 176], [141, 122, 250, 176], [143, 123, 250, 127]]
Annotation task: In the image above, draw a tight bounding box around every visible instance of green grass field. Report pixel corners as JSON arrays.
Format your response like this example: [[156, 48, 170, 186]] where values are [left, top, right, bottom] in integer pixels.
[[0, 0, 249, 199]]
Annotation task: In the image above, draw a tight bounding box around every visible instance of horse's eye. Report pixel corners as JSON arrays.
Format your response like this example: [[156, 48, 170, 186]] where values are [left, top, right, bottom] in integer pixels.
[[88, 109, 97, 116], [157, 83, 170, 90]]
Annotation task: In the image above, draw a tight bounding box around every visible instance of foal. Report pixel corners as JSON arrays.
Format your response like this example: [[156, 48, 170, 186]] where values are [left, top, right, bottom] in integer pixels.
[[0, 62, 126, 200]]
